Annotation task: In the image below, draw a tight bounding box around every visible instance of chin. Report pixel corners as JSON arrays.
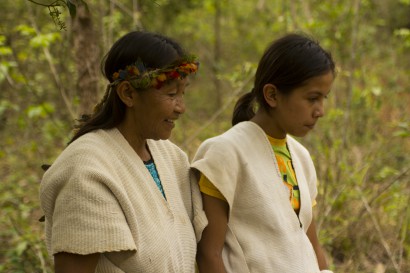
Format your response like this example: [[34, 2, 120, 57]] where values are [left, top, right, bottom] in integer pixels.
[[150, 130, 172, 141], [151, 136, 170, 141], [160, 133, 172, 140], [290, 131, 309, 138]]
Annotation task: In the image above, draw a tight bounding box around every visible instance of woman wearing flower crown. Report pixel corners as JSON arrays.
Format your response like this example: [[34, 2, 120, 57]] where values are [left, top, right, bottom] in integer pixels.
[[192, 33, 335, 273], [40, 31, 205, 272]]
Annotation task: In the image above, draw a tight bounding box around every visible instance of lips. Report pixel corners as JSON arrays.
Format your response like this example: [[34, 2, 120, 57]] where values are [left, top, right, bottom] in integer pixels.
[[165, 119, 176, 129]]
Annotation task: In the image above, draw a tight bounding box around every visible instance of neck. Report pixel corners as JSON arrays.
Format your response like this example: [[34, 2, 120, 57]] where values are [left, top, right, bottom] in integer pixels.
[[116, 122, 151, 161], [250, 109, 286, 139]]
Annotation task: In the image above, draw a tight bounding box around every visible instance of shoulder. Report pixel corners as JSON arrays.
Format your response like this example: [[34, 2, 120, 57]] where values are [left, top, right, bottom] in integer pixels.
[[40, 130, 119, 209], [287, 136, 316, 177], [153, 138, 185, 152], [194, 131, 236, 160], [41, 129, 118, 184], [57, 130, 114, 165], [200, 121, 263, 146], [148, 139, 189, 167], [195, 121, 267, 157]]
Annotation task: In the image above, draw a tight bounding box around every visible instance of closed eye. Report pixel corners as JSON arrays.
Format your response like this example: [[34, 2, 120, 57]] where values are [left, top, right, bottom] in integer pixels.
[[308, 94, 328, 102], [308, 97, 319, 102]]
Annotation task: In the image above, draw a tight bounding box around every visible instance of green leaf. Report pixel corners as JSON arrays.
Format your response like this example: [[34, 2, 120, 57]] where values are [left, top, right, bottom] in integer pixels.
[[15, 241, 28, 256], [371, 87, 382, 96], [26, 103, 55, 119], [0, 46, 12, 56], [376, 167, 399, 180], [393, 122, 410, 137], [14, 24, 36, 36], [0, 100, 19, 116], [0, 61, 15, 83], [29, 33, 61, 49]]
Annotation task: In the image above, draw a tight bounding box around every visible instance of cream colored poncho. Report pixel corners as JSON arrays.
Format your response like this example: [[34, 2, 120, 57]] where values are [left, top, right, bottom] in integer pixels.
[[191, 121, 322, 273], [40, 128, 206, 272]]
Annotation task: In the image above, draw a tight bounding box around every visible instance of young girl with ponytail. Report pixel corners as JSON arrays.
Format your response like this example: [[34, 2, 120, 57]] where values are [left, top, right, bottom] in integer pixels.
[[192, 33, 336, 273]]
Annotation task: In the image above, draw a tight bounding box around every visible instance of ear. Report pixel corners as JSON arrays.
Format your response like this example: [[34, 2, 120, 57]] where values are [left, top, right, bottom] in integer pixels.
[[116, 81, 135, 107], [263, 83, 278, 108]]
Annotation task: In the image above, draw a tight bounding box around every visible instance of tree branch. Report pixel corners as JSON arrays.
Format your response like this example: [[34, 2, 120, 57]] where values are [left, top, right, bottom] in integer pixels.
[[356, 186, 402, 273], [26, 0, 65, 8]]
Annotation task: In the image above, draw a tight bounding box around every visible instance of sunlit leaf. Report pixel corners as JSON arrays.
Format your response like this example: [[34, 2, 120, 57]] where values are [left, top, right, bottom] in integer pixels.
[[376, 166, 399, 180], [14, 24, 36, 36], [15, 241, 28, 256], [29, 33, 62, 48], [26, 103, 55, 119], [371, 87, 382, 96]]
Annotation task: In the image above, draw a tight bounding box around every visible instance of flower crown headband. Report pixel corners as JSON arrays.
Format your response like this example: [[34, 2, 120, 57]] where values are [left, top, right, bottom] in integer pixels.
[[110, 55, 199, 90]]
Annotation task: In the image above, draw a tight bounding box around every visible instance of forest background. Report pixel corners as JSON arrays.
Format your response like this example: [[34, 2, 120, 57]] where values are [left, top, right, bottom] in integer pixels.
[[0, 0, 409, 272]]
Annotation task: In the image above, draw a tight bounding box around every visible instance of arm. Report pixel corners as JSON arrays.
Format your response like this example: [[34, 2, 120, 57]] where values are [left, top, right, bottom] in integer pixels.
[[54, 252, 100, 273], [197, 193, 229, 273], [306, 218, 328, 270]]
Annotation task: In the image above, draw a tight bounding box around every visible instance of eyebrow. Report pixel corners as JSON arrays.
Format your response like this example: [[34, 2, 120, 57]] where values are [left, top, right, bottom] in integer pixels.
[[307, 90, 330, 96], [307, 91, 323, 96]]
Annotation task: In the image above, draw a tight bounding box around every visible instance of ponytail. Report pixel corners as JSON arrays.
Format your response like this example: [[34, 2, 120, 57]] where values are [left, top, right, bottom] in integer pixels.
[[232, 90, 255, 126]]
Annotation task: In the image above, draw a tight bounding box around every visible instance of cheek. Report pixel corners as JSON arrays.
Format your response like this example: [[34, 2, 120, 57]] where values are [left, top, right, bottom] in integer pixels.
[[166, 98, 178, 109], [286, 104, 309, 122], [284, 102, 301, 115], [155, 100, 175, 115]]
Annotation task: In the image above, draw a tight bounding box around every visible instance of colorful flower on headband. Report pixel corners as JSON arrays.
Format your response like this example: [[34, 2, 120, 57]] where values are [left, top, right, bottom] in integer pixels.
[[111, 55, 199, 90]]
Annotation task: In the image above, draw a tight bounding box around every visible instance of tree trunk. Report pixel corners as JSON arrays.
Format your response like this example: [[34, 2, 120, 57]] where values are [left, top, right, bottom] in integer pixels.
[[72, 4, 101, 117]]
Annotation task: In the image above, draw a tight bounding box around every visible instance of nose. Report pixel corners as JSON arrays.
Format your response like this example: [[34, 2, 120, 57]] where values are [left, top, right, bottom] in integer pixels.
[[175, 95, 186, 114], [314, 102, 325, 118]]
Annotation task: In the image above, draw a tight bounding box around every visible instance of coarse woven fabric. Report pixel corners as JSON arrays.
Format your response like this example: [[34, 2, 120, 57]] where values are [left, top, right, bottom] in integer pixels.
[[40, 128, 207, 272], [191, 121, 321, 273]]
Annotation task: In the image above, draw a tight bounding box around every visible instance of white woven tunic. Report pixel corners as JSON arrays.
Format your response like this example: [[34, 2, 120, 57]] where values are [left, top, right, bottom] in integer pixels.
[[191, 121, 321, 273], [40, 128, 205, 272]]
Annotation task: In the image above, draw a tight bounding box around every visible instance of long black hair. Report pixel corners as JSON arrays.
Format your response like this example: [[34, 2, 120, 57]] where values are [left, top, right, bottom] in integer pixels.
[[232, 33, 336, 126], [69, 31, 187, 144]]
